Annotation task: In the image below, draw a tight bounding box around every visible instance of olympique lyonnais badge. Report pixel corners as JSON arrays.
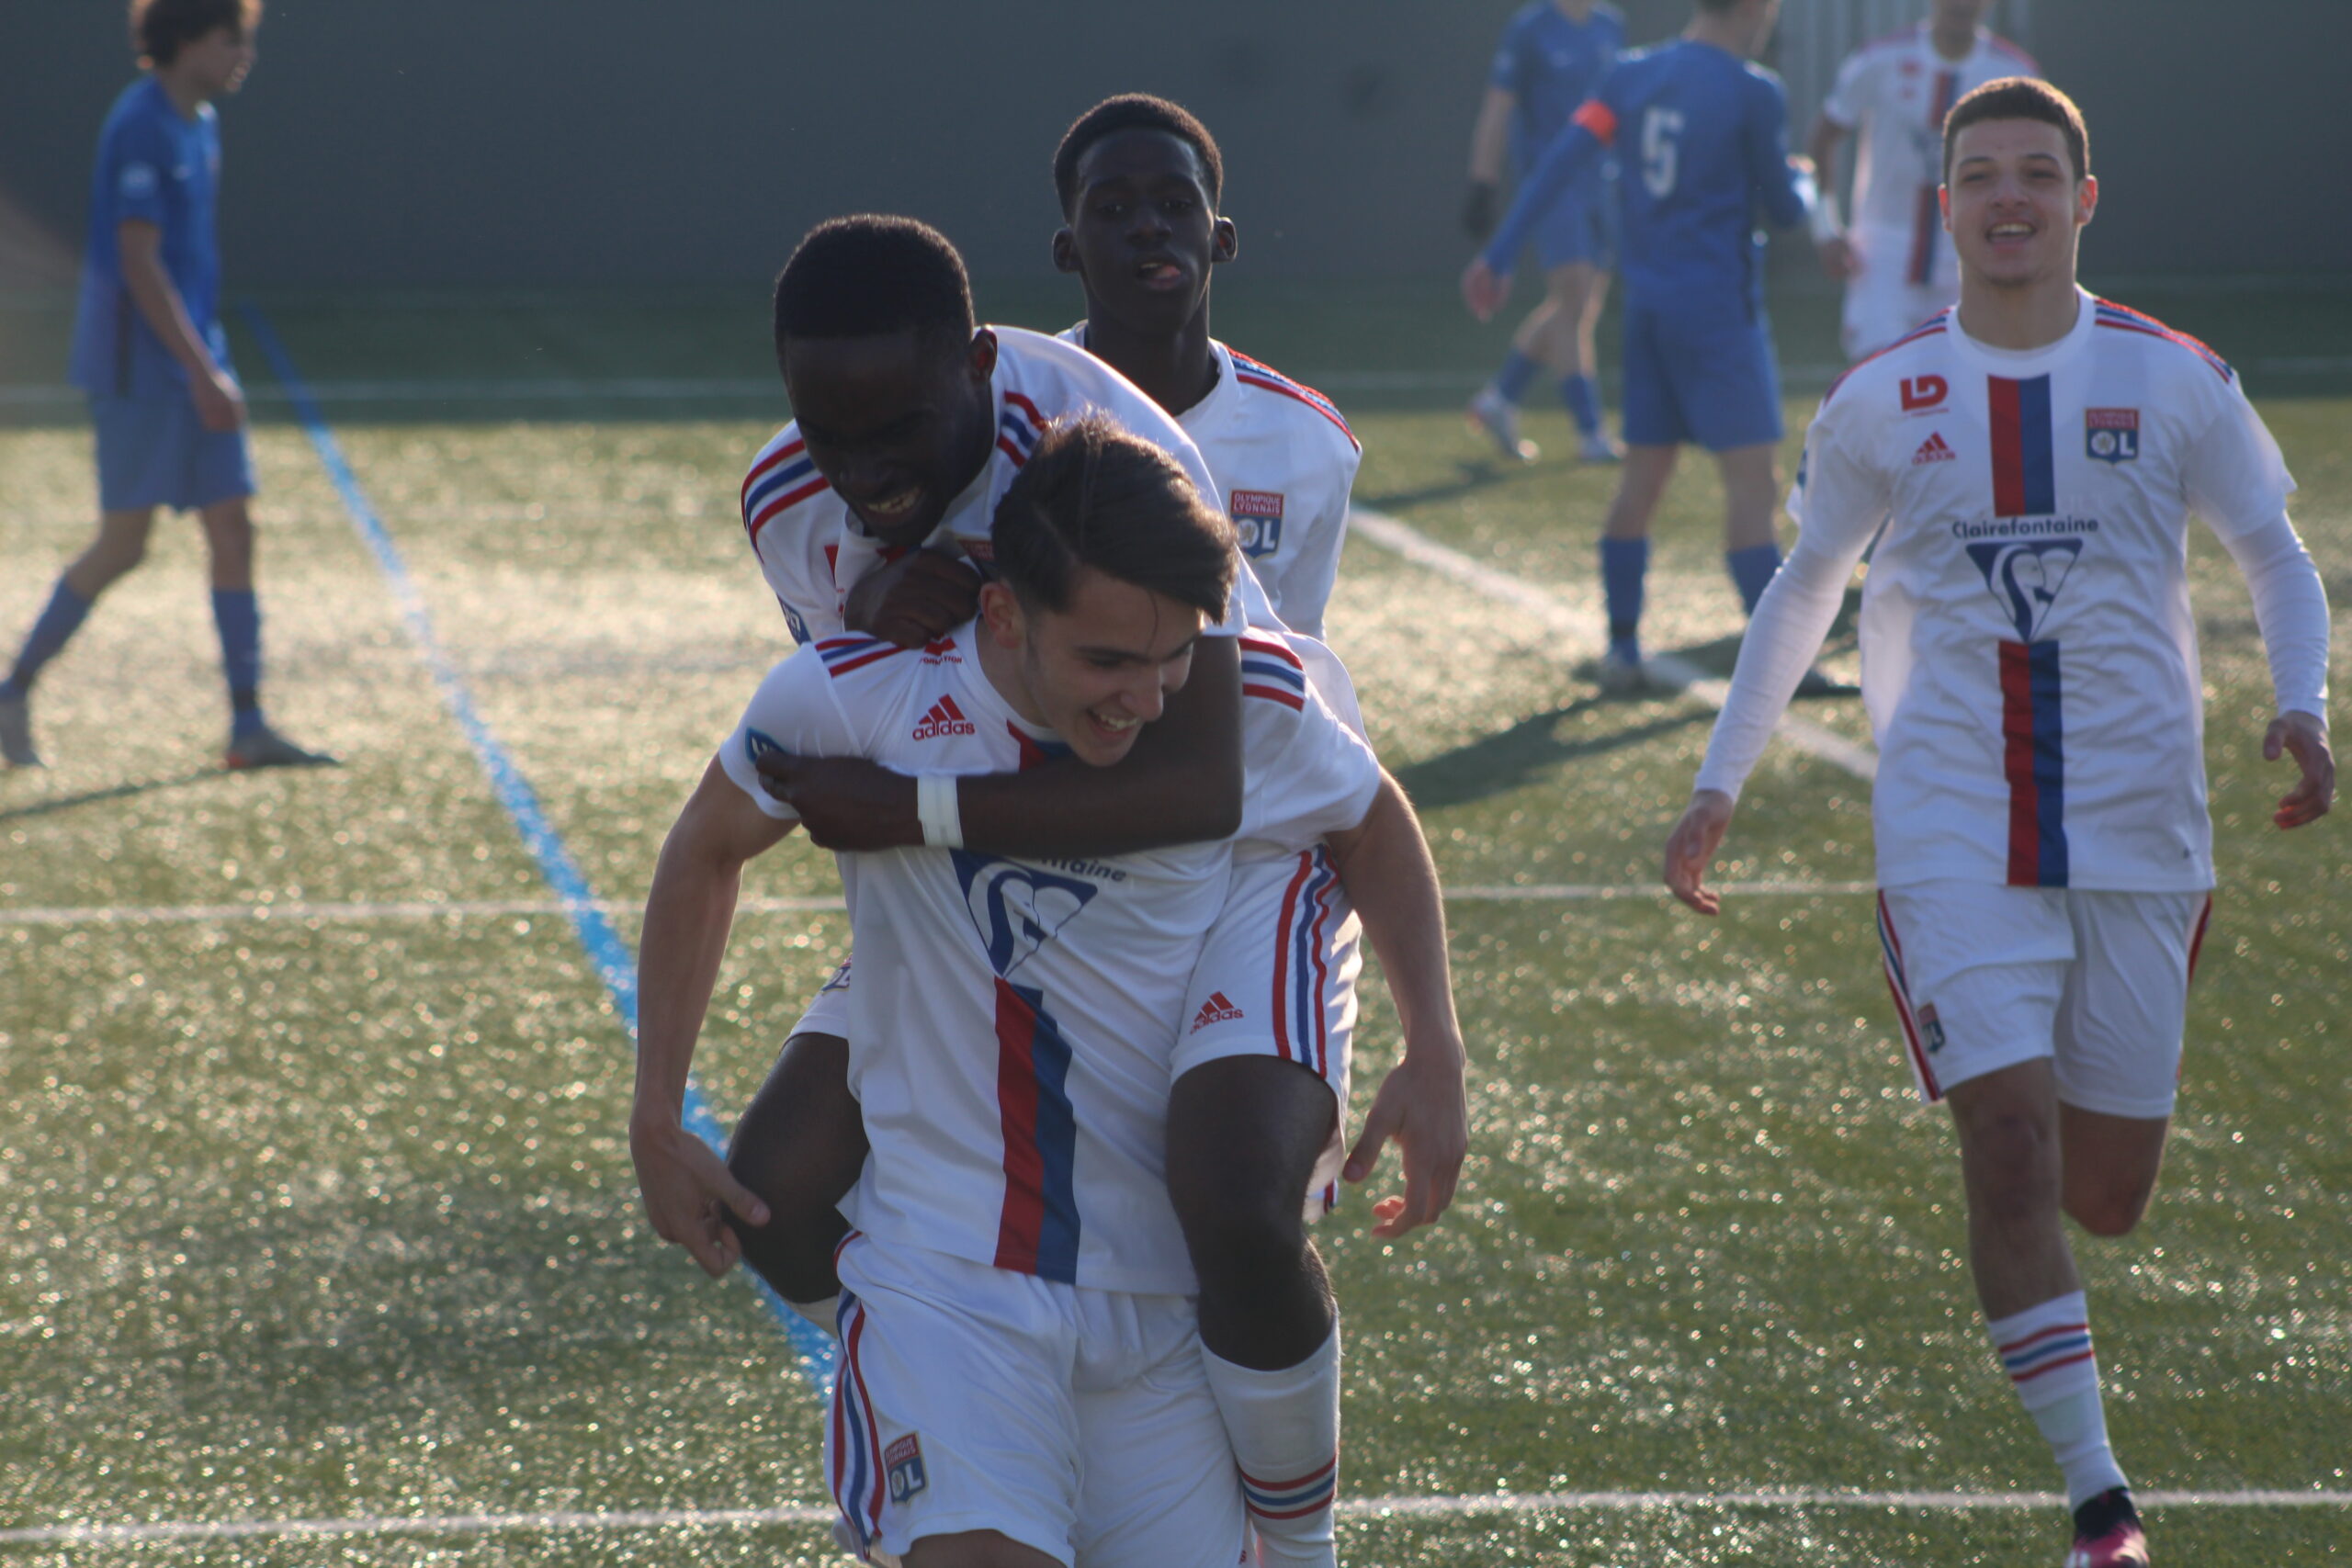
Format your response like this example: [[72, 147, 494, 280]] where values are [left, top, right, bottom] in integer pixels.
[[1229, 490, 1285, 558], [2085, 408, 2140, 464], [886, 1433, 928, 1502]]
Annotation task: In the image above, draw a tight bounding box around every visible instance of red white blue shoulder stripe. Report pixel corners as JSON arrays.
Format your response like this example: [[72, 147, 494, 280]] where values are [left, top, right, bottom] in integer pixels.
[[1822, 310, 1951, 407], [1240, 633, 1308, 709], [816, 635, 909, 678], [1227, 350, 1360, 452], [2092, 299, 2233, 381], [998, 390, 1046, 467], [741, 429, 830, 546]]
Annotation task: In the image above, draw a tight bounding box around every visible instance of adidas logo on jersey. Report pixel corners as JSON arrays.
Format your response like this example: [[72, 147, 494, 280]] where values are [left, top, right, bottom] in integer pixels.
[[1913, 432, 1957, 466], [912, 694, 976, 740], [1191, 992, 1244, 1032]]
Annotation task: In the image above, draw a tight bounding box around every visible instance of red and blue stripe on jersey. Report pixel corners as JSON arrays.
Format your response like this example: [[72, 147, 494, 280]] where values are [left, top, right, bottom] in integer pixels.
[[1985, 373, 2069, 886], [1874, 893, 1942, 1101], [1241, 633, 1308, 709], [816, 635, 909, 679], [1820, 312, 1948, 408], [2092, 299, 2233, 381], [1905, 68, 1962, 286], [830, 1286, 888, 1551], [741, 436, 828, 547], [990, 977, 1083, 1282], [1229, 351, 1360, 452], [998, 390, 1046, 467], [1272, 848, 1342, 1078]]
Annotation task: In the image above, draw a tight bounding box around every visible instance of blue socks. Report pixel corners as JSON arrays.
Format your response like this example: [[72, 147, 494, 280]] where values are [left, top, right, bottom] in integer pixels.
[[1600, 537, 1648, 660], [1, 578, 94, 699], [1725, 543, 1783, 615], [210, 588, 267, 737], [1493, 349, 1540, 405], [1559, 374, 1601, 436]]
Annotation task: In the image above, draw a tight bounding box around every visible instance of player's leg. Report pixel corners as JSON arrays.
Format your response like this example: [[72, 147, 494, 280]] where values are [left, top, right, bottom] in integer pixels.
[[901, 1533, 1059, 1568], [193, 424, 331, 769], [1563, 258, 1619, 460], [1168, 851, 1356, 1566], [1714, 441, 1784, 611], [725, 1023, 865, 1321], [1468, 288, 1554, 465], [0, 506, 155, 767]]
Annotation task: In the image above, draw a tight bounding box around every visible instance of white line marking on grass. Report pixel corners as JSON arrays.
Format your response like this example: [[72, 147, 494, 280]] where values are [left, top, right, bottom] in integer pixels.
[[6, 1491, 2343, 1547], [0, 884, 1877, 929], [1348, 507, 1879, 781]]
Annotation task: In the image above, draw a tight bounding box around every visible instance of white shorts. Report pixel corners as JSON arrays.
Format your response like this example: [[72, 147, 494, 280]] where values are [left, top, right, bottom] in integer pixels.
[[1841, 225, 1958, 360], [828, 1234, 1252, 1567], [1178, 847, 1363, 1216], [1875, 882, 2214, 1119]]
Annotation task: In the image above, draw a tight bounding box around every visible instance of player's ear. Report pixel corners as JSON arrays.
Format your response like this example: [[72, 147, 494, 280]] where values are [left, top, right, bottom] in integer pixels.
[[965, 327, 998, 389], [978, 581, 1025, 649], [1051, 228, 1080, 275], [2075, 174, 2098, 227], [1938, 183, 1951, 233], [1211, 216, 1238, 265]]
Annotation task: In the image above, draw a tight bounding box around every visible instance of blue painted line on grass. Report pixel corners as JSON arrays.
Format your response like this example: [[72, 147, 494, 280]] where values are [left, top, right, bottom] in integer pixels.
[[242, 303, 839, 1387]]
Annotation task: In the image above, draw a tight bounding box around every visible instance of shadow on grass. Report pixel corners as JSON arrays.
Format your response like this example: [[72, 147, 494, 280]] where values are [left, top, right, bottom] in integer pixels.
[[1396, 697, 1713, 812], [1358, 458, 1551, 513], [0, 767, 229, 823]]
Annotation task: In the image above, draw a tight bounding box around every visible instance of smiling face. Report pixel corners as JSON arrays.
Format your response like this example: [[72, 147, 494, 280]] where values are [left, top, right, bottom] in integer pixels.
[[1941, 118, 2097, 290], [778, 327, 997, 547], [978, 569, 1204, 767], [176, 21, 257, 98], [1054, 127, 1234, 340]]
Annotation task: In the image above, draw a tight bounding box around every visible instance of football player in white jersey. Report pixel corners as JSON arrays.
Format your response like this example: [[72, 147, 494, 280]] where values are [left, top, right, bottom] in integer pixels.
[[722, 220, 1468, 1566], [1663, 81, 2331, 1568], [638, 419, 1429, 1565], [1048, 95, 1363, 641], [1806, 0, 2039, 360]]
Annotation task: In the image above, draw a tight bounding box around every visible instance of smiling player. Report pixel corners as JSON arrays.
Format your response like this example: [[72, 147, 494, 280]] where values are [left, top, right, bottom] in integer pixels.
[[1663, 80, 2331, 1568]]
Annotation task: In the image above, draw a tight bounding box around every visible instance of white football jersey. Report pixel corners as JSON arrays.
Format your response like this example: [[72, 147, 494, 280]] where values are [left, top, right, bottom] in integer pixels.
[[1059, 327, 1362, 639], [1821, 24, 2038, 290], [1702, 289, 2299, 893], [739, 325, 1272, 645], [717, 618, 1382, 1293]]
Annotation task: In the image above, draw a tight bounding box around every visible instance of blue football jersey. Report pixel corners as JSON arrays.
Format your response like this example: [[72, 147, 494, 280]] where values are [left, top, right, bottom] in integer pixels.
[[1485, 39, 1810, 311], [69, 77, 229, 398], [1490, 2, 1624, 175]]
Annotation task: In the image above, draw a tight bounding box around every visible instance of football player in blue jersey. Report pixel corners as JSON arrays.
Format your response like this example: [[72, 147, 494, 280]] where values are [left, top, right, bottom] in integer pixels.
[[0, 0, 332, 771], [1462, 1, 1626, 465], [1464, 0, 1835, 695]]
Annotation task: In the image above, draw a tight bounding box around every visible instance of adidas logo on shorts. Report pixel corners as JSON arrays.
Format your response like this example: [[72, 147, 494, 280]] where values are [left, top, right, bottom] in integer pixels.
[[911, 694, 976, 740], [1192, 991, 1244, 1032], [1912, 431, 1956, 466]]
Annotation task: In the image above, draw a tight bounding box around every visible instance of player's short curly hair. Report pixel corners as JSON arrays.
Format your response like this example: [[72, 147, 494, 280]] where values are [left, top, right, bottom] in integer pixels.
[[771, 216, 976, 362], [990, 414, 1236, 622], [1943, 77, 2090, 182], [1052, 95, 1225, 219], [131, 0, 260, 65]]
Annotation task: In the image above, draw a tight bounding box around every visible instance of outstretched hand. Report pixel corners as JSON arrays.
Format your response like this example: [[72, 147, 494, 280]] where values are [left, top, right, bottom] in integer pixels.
[[2265, 710, 2335, 829], [1343, 1045, 1468, 1238], [753, 751, 919, 851], [843, 548, 981, 649], [1460, 258, 1511, 322], [1662, 789, 1737, 915], [630, 1114, 769, 1280]]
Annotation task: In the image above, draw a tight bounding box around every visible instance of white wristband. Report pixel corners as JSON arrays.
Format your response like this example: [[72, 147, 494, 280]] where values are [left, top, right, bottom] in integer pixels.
[[916, 773, 964, 850], [1808, 186, 1844, 246]]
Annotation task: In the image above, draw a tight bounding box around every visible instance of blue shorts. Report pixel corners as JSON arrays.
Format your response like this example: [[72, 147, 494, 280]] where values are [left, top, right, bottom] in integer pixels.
[[92, 390, 256, 513], [1530, 187, 1613, 272], [1619, 301, 1783, 452]]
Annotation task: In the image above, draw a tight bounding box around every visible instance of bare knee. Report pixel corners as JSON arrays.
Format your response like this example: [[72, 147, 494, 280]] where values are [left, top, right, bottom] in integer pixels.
[[2064, 1163, 2156, 1236], [1167, 1058, 1329, 1292]]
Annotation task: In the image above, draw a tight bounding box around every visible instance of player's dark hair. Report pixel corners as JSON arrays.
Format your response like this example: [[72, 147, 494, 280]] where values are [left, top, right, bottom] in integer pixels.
[[1052, 95, 1225, 219], [132, 0, 260, 65], [772, 216, 976, 362], [991, 415, 1236, 622], [1943, 77, 2090, 182]]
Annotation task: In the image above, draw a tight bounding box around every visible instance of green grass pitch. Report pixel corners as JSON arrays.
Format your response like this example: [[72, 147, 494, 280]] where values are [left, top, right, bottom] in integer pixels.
[[1, 286, 2346, 1564]]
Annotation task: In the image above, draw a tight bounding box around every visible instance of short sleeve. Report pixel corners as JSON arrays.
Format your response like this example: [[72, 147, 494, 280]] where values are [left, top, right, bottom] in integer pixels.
[[1820, 48, 1873, 129], [109, 113, 175, 229], [716, 649, 861, 821], [2183, 377, 2297, 542]]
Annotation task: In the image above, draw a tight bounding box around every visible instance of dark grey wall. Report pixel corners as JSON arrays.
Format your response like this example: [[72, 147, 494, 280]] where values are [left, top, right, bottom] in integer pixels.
[[5, 0, 2345, 288]]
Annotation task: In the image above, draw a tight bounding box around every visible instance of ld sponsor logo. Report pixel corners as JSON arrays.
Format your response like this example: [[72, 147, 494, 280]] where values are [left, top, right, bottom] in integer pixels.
[[1900, 374, 1949, 412]]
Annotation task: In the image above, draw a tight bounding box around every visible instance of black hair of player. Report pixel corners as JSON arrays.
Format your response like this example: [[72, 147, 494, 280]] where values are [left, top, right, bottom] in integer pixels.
[[1053, 96, 1224, 220], [771, 216, 977, 366], [1943, 77, 2090, 182], [133, 0, 261, 65], [991, 414, 1236, 622]]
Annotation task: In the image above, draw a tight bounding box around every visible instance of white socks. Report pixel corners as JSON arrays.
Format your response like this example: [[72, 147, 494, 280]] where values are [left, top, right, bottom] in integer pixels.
[[1203, 1327, 1341, 1568], [1986, 1291, 2128, 1507]]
